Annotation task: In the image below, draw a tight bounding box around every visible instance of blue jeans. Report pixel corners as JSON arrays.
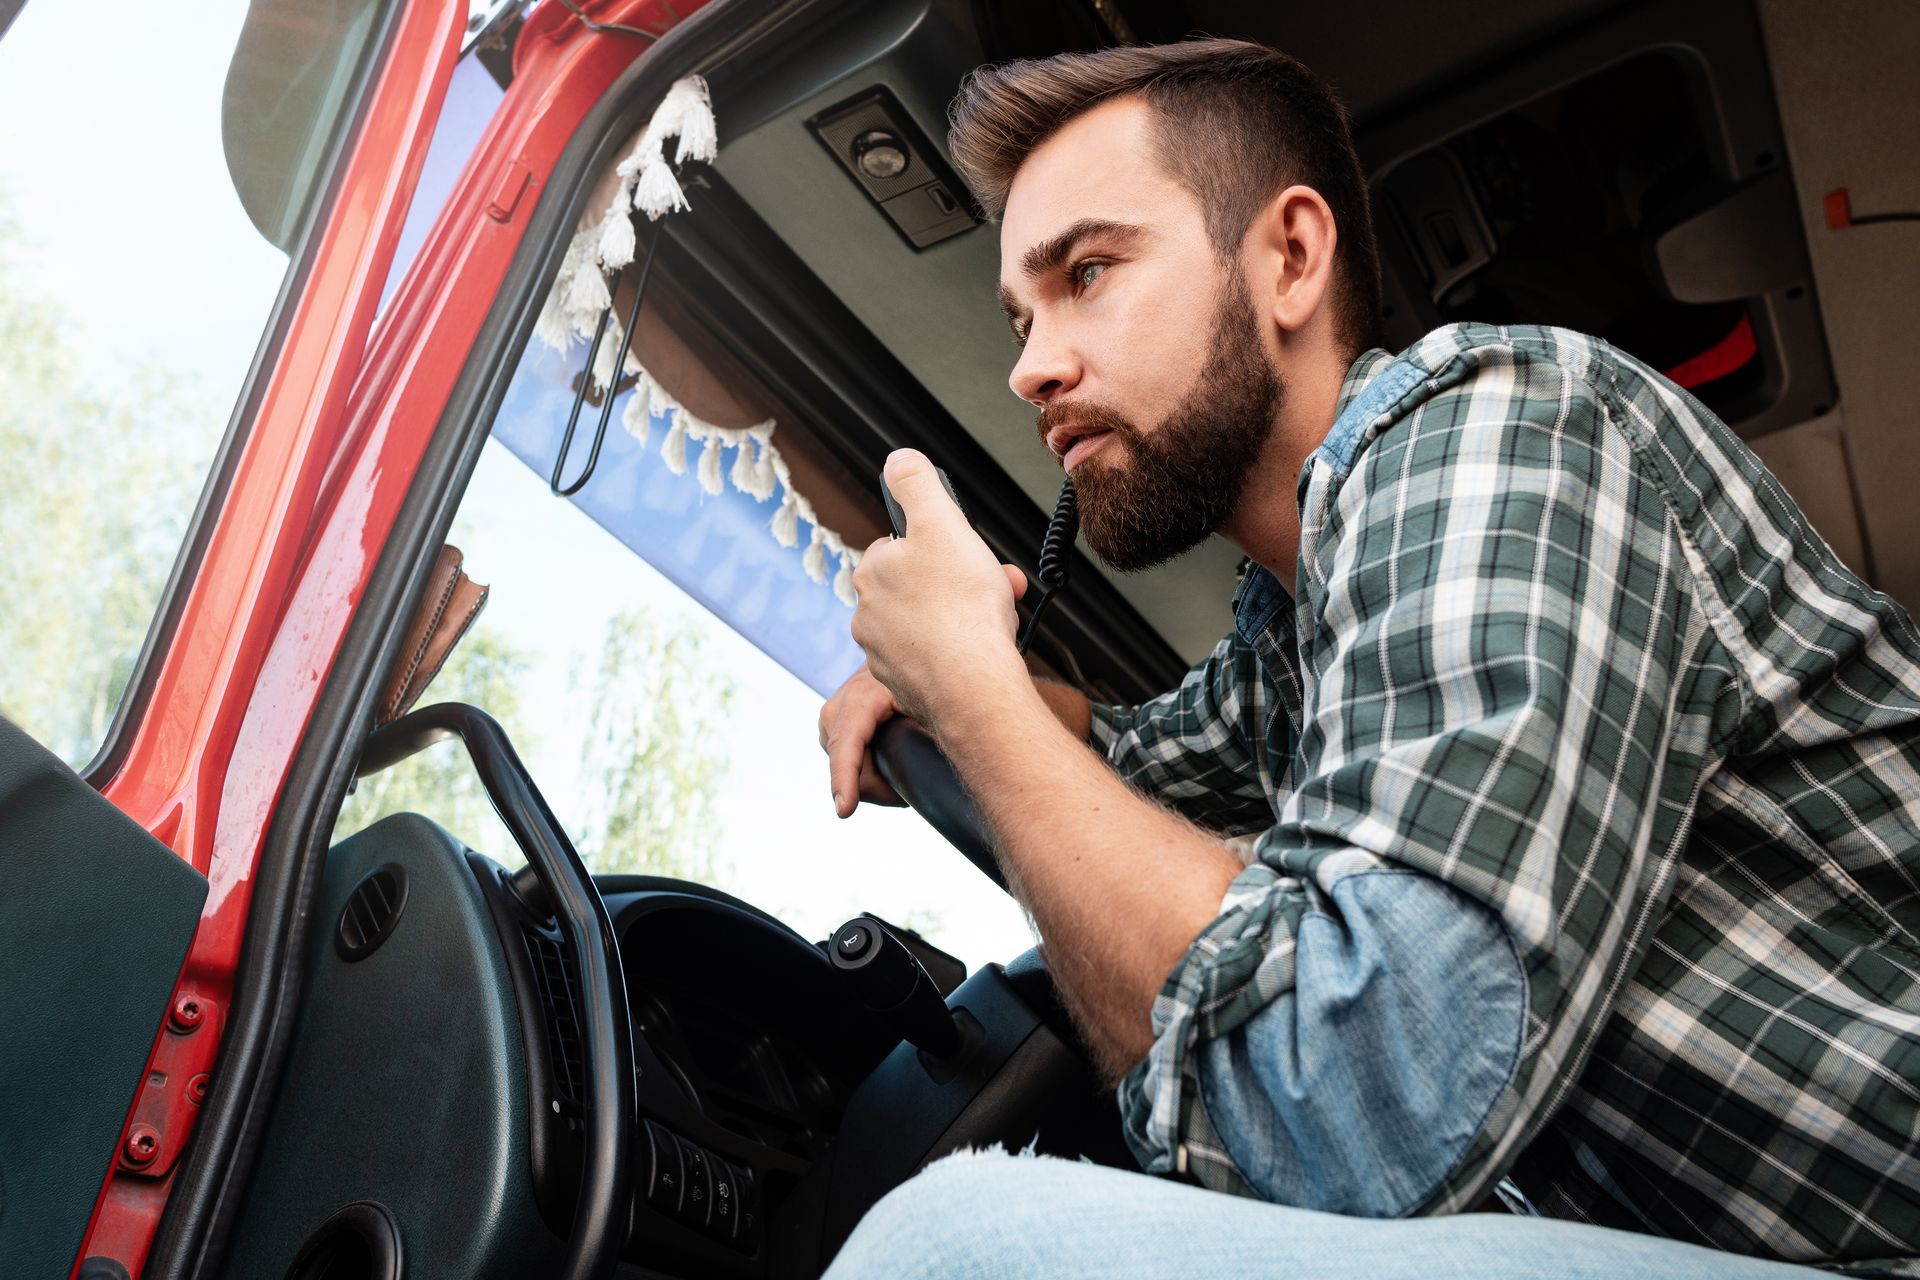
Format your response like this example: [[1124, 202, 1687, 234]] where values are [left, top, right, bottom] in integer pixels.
[[824, 1150, 1832, 1280]]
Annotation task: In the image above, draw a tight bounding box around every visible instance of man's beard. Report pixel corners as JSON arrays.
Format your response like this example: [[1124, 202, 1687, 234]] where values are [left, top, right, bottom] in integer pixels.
[[1038, 275, 1284, 573]]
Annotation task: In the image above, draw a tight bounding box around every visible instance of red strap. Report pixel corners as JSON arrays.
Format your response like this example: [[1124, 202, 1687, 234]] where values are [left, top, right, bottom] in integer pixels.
[[1664, 314, 1757, 389]]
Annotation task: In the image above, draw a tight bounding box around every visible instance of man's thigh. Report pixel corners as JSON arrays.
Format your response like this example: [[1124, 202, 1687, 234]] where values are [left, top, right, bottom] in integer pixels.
[[824, 1149, 1828, 1280]]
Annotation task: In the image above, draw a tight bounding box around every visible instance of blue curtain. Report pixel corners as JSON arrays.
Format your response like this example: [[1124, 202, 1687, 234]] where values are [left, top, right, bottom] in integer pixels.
[[490, 341, 866, 696]]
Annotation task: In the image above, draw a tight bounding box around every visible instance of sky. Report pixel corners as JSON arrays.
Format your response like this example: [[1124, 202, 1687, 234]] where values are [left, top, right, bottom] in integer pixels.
[[0, 0, 1034, 969]]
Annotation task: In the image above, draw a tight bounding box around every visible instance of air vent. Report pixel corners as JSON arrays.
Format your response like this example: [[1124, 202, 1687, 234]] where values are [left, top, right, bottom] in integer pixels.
[[336, 865, 408, 962], [522, 926, 586, 1110]]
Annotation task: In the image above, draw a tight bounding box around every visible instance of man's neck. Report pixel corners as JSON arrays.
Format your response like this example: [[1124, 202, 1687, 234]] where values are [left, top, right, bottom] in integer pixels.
[[1218, 346, 1347, 581]]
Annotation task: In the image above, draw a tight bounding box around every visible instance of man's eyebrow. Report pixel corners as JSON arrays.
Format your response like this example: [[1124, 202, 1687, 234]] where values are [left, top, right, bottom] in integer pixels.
[[1020, 218, 1146, 282], [997, 218, 1147, 329]]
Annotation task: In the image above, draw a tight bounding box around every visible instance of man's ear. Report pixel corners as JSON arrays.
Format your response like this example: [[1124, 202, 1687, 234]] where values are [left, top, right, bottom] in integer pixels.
[[1245, 185, 1338, 336]]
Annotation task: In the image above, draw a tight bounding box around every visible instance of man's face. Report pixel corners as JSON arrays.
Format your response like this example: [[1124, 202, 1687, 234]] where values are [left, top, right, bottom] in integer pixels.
[[998, 97, 1285, 571]]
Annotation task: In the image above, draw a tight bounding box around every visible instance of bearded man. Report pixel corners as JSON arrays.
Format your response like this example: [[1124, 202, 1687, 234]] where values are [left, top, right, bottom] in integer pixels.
[[816, 37, 1920, 1280]]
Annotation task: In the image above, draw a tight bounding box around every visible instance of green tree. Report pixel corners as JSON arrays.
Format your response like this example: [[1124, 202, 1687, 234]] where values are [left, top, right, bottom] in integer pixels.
[[336, 604, 737, 885], [572, 608, 735, 879], [1, 196, 739, 892], [0, 207, 210, 767]]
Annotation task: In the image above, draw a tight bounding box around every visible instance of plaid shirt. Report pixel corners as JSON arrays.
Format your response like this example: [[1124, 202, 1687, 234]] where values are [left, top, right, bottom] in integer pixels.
[[1091, 324, 1920, 1274]]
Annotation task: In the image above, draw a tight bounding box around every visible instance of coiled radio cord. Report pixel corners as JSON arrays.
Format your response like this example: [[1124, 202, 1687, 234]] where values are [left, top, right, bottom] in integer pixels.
[[1017, 477, 1078, 655]]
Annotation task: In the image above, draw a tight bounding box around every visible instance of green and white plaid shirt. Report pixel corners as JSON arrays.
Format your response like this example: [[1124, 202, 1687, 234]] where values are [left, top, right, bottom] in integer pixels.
[[1092, 324, 1920, 1274]]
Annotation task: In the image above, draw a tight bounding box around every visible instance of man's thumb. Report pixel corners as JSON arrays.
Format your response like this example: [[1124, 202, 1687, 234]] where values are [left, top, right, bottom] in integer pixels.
[[883, 448, 959, 530]]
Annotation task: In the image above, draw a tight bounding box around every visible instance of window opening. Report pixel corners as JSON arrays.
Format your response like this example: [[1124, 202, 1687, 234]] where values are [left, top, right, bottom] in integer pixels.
[[338, 75, 1034, 967], [0, 0, 387, 769]]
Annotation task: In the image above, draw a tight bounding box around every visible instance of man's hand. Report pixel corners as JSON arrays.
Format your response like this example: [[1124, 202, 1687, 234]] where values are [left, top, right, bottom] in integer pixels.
[[818, 664, 908, 818], [820, 663, 1097, 819], [849, 450, 1029, 730], [835, 454, 1237, 1078]]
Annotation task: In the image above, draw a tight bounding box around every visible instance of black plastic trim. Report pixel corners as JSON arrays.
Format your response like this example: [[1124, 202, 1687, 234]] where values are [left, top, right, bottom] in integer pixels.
[[284, 1201, 403, 1280], [1354, 0, 1835, 441], [472, 854, 587, 1239], [358, 702, 634, 1280]]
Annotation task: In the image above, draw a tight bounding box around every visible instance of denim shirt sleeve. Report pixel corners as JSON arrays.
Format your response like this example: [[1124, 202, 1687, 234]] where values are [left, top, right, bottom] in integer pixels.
[[1089, 634, 1276, 838], [1194, 872, 1525, 1216]]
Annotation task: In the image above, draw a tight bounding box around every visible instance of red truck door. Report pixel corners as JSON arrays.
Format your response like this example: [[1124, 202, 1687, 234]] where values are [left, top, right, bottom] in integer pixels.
[[0, 1, 464, 1275]]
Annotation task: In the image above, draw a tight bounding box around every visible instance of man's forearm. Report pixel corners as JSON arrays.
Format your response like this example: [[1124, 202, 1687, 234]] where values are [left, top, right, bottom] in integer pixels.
[[934, 677, 1241, 1081]]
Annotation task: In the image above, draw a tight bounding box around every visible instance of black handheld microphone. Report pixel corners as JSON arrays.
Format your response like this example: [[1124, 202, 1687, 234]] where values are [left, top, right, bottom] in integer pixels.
[[874, 466, 1078, 655]]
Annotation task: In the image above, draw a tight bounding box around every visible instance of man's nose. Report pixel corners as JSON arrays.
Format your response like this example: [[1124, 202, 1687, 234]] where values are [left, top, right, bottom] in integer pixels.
[[1008, 321, 1080, 406]]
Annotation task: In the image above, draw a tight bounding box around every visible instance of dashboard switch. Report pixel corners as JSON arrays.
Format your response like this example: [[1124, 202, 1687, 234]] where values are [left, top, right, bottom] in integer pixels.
[[677, 1136, 714, 1227], [644, 1121, 684, 1216], [709, 1155, 739, 1241]]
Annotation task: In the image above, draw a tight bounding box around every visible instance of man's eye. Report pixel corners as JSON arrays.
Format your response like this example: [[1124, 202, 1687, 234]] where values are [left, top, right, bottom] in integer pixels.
[[1074, 261, 1107, 291]]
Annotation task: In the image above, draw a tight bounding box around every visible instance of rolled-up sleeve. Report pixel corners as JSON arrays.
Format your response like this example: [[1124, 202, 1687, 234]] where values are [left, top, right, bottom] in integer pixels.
[[1120, 350, 1720, 1218]]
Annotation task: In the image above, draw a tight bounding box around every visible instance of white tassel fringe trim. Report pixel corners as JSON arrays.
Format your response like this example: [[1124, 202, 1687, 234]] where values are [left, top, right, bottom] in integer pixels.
[[532, 74, 863, 608]]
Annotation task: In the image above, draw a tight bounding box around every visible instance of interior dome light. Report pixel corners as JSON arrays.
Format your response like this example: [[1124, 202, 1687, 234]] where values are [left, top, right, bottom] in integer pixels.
[[853, 130, 909, 180]]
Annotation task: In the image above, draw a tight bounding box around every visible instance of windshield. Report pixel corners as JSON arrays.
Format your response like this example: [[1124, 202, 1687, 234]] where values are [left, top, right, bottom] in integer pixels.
[[338, 435, 1036, 969]]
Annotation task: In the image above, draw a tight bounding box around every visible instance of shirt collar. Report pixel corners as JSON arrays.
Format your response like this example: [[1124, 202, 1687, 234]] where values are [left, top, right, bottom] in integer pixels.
[[1330, 347, 1399, 443], [1229, 347, 1397, 641]]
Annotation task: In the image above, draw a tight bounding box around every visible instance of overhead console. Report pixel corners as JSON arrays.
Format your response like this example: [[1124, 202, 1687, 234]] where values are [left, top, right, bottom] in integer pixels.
[[1358, 0, 1835, 438], [806, 85, 983, 250]]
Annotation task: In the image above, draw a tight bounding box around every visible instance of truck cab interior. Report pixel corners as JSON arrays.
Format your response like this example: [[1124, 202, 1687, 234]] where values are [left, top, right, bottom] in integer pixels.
[[10, 1, 1916, 1277]]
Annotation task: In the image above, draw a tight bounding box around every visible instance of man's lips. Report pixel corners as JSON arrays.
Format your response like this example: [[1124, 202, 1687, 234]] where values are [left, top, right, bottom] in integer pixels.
[[1046, 420, 1115, 468], [1061, 430, 1113, 470]]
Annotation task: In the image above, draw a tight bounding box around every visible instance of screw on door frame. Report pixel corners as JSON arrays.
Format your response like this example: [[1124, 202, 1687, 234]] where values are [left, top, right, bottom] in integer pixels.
[[169, 994, 204, 1033], [124, 1124, 160, 1166]]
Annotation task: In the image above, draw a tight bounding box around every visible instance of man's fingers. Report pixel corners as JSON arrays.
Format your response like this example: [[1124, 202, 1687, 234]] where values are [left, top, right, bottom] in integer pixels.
[[1003, 563, 1029, 602], [826, 721, 872, 819], [883, 448, 961, 533], [825, 676, 901, 818]]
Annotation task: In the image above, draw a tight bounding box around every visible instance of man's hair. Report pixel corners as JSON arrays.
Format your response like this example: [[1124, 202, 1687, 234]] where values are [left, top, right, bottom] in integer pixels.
[[948, 38, 1384, 359]]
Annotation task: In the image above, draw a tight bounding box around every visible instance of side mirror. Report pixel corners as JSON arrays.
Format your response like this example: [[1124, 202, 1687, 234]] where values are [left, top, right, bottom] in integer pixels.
[[222, 0, 385, 250]]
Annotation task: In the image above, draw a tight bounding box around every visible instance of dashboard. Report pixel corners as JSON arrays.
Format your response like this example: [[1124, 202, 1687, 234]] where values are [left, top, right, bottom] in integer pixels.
[[474, 857, 905, 1278], [219, 811, 1135, 1280], [474, 848, 1138, 1280]]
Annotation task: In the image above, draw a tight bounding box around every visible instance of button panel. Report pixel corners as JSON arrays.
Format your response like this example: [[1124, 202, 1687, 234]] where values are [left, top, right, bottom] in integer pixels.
[[642, 1119, 761, 1254]]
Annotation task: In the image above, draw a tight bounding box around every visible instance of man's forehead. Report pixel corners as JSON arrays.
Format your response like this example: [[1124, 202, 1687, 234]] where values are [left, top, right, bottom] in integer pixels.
[[997, 98, 1187, 286]]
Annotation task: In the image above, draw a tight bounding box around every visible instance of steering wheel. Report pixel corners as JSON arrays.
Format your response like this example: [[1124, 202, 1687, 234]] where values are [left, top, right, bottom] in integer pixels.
[[869, 717, 1006, 890], [358, 702, 632, 1280]]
